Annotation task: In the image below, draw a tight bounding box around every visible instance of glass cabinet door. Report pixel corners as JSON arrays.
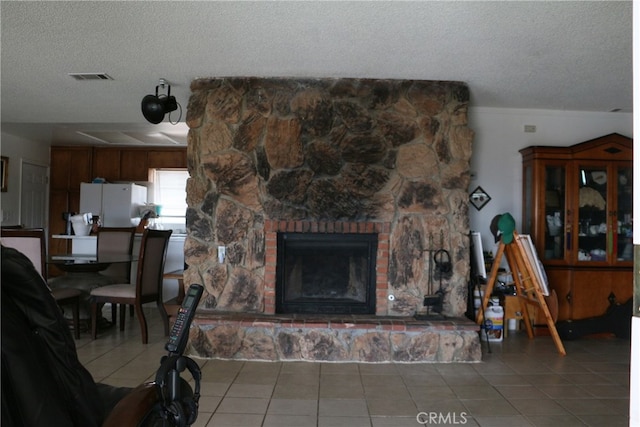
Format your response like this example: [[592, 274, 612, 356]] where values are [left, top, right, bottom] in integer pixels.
[[523, 164, 533, 234], [616, 166, 633, 262], [576, 166, 608, 263], [542, 165, 565, 261]]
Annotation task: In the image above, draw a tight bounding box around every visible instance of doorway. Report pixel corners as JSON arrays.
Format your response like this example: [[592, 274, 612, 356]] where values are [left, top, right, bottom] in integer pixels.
[[20, 161, 48, 228]]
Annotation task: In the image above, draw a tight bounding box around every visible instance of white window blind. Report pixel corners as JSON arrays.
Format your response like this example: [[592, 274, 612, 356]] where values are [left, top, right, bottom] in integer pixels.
[[153, 169, 188, 217]]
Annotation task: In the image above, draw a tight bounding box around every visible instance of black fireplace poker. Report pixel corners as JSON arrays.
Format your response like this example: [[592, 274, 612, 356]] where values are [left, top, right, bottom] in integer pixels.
[[416, 231, 446, 320]]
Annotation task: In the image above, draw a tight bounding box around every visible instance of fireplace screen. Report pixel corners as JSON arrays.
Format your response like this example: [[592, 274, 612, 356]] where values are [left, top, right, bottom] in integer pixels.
[[276, 233, 377, 314]]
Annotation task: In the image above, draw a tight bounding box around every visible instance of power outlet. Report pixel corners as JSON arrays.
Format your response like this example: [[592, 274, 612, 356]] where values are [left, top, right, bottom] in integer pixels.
[[524, 125, 536, 133]]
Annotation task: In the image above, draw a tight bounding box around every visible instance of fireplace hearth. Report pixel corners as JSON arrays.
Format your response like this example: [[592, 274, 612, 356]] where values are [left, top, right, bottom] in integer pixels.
[[276, 232, 377, 314]]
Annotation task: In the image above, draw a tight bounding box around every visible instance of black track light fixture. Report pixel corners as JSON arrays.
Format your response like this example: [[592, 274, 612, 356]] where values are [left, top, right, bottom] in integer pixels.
[[141, 78, 180, 124]]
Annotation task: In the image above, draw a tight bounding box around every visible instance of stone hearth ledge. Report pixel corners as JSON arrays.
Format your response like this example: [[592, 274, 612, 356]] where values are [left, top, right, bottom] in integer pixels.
[[188, 314, 481, 363]]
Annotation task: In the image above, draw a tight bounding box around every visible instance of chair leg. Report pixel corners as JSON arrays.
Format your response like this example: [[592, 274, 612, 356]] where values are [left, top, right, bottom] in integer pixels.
[[91, 302, 99, 339], [111, 303, 117, 324], [119, 304, 126, 331], [157, 300, 170, 337], [134, 303, 148, 344]]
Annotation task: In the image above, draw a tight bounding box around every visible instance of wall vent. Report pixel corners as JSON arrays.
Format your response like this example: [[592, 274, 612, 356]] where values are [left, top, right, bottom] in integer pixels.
[[68, 73, 113, 81]]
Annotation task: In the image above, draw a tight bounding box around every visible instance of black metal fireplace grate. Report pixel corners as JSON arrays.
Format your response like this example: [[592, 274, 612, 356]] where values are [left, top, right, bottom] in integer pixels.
[[276, 232, 377, 314]]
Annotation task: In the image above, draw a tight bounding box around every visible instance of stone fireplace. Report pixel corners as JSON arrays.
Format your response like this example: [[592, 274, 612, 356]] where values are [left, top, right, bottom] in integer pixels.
[[182, 77, 480, 362]]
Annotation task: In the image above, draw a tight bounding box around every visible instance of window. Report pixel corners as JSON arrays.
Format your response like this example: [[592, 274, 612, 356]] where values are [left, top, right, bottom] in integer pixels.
[[151, 169, 188, 231]]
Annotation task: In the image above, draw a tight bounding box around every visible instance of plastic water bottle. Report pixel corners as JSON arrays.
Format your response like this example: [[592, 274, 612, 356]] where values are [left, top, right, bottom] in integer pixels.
[[481, 297, 504, 342]]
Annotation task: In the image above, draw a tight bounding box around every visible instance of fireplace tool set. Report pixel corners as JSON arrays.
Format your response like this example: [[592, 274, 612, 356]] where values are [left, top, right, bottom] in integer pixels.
[[416, 231, 451, 319]]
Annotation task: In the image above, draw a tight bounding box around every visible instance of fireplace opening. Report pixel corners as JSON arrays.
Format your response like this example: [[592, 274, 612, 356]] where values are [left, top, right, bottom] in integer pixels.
[[276, 232, 378, 314]]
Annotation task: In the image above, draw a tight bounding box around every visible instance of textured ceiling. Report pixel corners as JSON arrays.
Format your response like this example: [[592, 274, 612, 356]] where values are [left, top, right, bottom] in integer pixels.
[[0, 1, 632, 146]]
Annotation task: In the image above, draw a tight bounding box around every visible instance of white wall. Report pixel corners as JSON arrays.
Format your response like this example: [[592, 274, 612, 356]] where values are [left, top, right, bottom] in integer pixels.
[[468, 107, 633, 253], [0, 131, 50, 226]]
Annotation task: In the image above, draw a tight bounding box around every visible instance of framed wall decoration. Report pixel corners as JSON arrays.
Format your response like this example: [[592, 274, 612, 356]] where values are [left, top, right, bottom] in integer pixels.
[[469, 186, 491, 211], [1, 156, 7, 192]]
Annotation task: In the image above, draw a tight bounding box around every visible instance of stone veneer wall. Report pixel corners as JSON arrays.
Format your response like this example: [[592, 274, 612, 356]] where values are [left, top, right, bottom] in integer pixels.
[[183, 77, 474, 321]]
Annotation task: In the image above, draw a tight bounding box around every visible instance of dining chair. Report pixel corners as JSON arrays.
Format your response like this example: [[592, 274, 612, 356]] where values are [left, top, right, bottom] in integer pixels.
[[0, 227, 83, 338], [97, 226, 137, 281], [90, 229, 172, 344], [96, 226, 136, 323], [160, 269, 186, 336]]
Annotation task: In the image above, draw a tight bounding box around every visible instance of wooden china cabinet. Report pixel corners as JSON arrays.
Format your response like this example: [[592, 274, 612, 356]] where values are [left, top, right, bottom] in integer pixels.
[[520, 133, 633, 321]]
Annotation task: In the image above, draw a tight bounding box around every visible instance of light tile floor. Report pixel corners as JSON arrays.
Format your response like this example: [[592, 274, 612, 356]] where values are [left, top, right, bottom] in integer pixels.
[[76, 307, 631, 427]]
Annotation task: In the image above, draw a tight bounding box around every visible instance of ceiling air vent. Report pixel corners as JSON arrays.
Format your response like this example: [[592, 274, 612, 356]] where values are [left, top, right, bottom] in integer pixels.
[[68, 73, 113, 81]]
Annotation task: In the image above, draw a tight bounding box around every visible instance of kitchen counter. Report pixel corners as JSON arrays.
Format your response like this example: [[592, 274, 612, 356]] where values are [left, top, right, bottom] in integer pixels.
[[53, 233, 186, 251], [53, 234, 96, 238], [52, 234, 98, 255], [52, 233, 187, 238]]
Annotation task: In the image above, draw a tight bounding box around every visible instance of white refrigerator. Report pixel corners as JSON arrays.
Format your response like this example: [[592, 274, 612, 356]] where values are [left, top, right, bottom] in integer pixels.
[[79, 183, 147, 227]]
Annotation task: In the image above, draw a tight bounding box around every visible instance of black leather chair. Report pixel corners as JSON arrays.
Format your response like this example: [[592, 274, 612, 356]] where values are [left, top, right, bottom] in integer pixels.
[[1, 227, 83, 338], [1, 245, 199, 427]]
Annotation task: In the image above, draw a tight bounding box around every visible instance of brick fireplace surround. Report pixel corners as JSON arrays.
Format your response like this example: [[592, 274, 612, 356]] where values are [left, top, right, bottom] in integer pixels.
[[182, 77, 480, 362], [263, 219, 391, 316]]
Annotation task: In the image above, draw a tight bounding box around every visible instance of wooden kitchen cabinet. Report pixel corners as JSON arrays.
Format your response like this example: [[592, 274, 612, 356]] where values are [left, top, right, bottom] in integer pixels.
[[48, 147, 92, 272], [50, 147, 92, 190], [120, 149, 149, 181], [50, 150, 70, 190], [520, 133, 633, 320], [92, 148, 121, 182], [49, 190, 81, 234], [48, 190, 71, 254], [92, 148, 187, 181], [51, 145, 186, 215], [148, 149, 187, 169]]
